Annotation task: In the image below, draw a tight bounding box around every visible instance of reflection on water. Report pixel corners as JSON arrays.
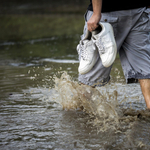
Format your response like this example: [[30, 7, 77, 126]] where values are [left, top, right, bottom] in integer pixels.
[[0, 36, 150, 149]]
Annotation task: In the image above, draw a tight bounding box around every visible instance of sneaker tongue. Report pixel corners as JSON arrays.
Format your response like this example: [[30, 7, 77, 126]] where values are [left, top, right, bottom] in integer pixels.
[[92, 30, 98, 35], [92, 32, 99, 41], [83, 40, 89, 44]]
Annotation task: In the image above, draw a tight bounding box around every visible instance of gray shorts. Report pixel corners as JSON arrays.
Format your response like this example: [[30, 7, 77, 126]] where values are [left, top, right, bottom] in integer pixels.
[[78, 7, 150, 87]]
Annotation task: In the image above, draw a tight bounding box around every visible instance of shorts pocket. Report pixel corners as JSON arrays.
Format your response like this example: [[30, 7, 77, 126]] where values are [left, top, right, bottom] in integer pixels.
[[133, 8, 150, 32], [100, 15, 118, 37]]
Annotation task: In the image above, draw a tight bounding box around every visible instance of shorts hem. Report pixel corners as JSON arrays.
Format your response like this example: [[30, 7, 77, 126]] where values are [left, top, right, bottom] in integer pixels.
[[126, 74, 150, 83], [78, 76, 110, 87]]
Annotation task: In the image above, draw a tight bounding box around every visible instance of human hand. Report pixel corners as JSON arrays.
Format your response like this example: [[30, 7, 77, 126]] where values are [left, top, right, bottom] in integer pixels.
[[87, 13, 101, 32]]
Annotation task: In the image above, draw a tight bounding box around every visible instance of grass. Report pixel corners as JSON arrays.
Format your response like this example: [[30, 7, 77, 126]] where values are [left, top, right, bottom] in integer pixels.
[[0, 14, 85, 42]]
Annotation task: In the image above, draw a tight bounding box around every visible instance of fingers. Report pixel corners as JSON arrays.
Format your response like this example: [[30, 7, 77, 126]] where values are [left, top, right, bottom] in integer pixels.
[[87, 14, 101, 32], [87, 21, 98, 32]]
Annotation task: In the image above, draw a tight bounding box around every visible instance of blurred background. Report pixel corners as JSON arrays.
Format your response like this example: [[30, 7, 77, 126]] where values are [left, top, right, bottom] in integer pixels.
[[0, 0, 93, 86], [0, 0, 88, 14], [0, 0, 89, 42]]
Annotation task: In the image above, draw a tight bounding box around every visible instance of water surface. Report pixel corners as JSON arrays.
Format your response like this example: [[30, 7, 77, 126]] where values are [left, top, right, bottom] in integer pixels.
[[0, 35, 150, 150]]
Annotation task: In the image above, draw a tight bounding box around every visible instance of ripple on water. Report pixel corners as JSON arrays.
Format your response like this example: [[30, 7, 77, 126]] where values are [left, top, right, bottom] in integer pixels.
[[1, 70, 150, 149]]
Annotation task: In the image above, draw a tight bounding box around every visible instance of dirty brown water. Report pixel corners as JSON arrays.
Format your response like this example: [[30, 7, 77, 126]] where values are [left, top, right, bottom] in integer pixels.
[[0, 36, 150, 150]]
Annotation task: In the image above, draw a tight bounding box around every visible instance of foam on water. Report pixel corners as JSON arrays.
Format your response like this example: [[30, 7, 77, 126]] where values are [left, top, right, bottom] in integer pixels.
[[54, 71, 124, 132], [53, 71, 150, 138]]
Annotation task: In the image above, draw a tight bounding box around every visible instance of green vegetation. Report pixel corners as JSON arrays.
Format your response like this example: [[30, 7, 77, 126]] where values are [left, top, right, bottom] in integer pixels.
[[0, 14, 85, 42]]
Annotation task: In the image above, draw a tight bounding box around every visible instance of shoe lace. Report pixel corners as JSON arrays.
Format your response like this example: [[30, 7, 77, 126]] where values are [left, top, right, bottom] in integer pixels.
[[77, 41, 82, 55], [94, 37, 105, 55], [81, 45, 88, 61], [77, 42, 89, 61]]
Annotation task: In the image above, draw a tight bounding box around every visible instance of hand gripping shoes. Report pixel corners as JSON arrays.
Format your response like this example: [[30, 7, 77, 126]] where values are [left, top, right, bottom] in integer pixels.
[[92, 22, 117, 68], [77, 30, 98, 75]]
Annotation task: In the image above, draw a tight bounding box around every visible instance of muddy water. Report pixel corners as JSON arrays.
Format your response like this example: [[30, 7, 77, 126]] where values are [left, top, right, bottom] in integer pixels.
[[0, 36, 150, 150]]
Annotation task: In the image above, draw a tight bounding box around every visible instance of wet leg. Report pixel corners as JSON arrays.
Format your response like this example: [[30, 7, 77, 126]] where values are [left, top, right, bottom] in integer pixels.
[[139, 79, 150, 109]]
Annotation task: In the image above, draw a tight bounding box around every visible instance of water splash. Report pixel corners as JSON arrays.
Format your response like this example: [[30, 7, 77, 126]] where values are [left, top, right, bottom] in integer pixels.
[[54, 71, 123, 131]]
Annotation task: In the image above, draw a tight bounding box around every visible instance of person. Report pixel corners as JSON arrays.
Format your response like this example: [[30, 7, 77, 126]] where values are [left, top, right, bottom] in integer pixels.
[[78, 0, 150, 109]]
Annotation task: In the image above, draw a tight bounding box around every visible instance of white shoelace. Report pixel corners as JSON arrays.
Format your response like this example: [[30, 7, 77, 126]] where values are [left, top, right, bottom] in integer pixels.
[[81, 45, 88, 61], [77, 40, 91, 61], [93, 37, 105, 55], [77, 41, 82, 55]]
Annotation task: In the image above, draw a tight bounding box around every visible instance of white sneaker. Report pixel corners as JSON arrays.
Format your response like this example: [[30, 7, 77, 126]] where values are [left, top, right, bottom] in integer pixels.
[[77, 31, 98, 75], [92, 22, 117, 68]]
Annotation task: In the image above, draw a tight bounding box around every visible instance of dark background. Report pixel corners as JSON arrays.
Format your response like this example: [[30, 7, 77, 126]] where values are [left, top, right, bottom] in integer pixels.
[[0, 0, 89, 14], [0, 0, 90, 42]]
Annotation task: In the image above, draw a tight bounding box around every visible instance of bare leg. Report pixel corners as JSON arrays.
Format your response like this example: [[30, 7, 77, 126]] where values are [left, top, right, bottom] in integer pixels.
[[139, 79, 150, 109]]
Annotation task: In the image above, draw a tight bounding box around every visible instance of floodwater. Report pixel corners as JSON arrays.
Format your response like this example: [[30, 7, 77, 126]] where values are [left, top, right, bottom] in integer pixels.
[[0, 35, 150, 150]]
